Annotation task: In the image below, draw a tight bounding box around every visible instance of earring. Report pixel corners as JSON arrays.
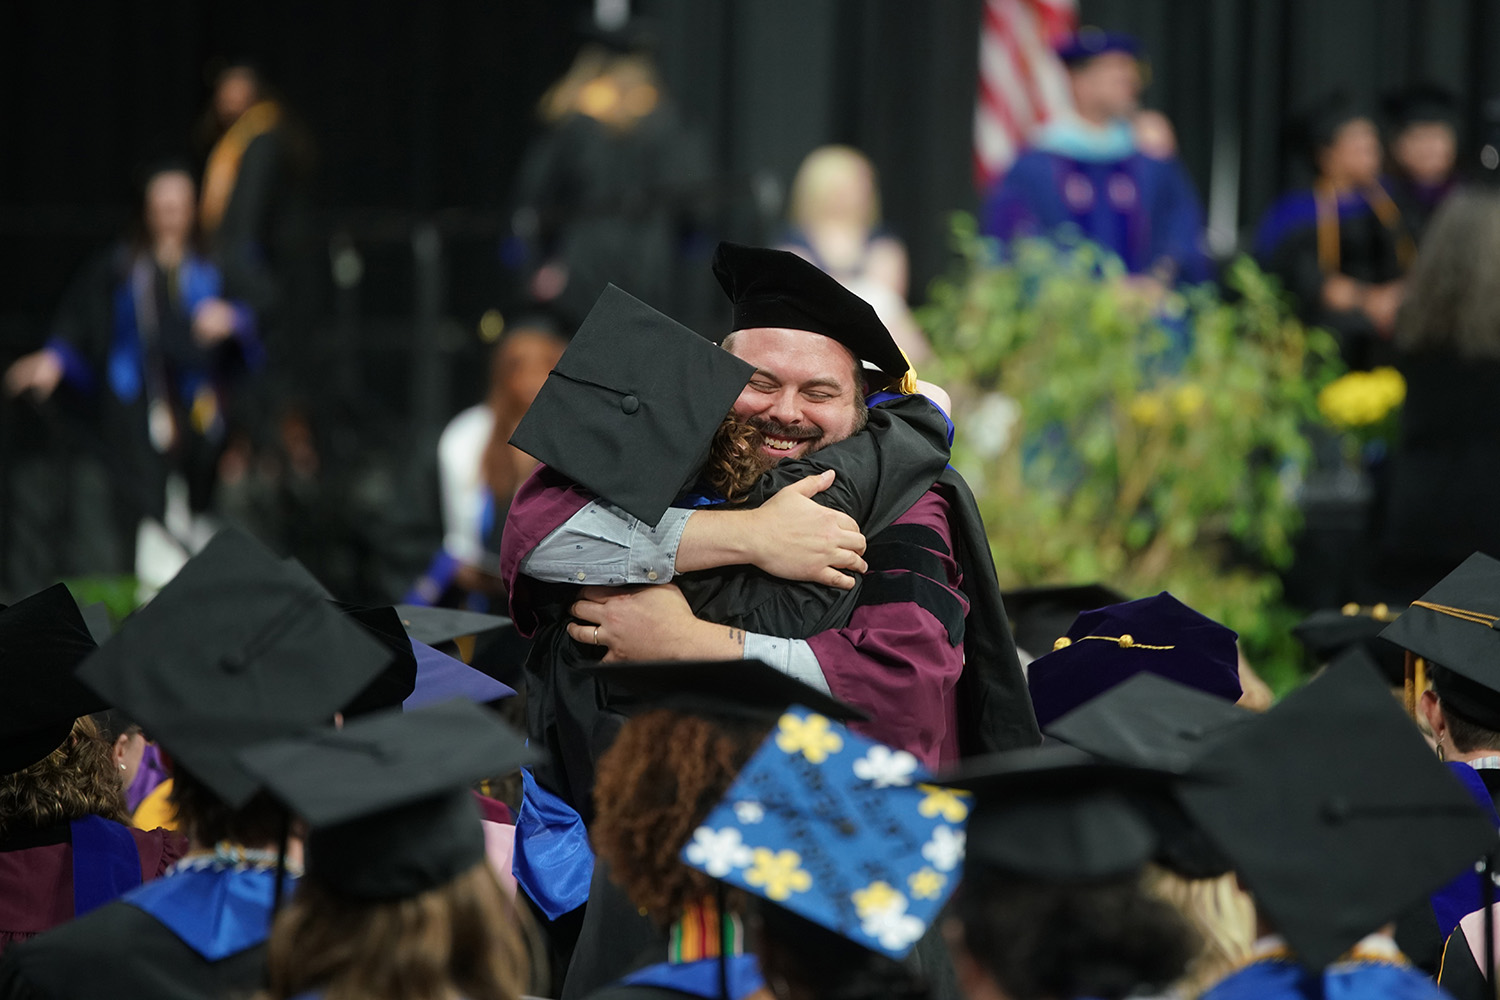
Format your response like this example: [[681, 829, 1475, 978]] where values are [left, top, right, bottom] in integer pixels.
[[1436, 736, 1446, 761], [118, 763, 127, 770]]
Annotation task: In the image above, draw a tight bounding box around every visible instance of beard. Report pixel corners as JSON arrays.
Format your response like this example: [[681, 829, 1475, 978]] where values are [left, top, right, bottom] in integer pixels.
[[746, 416, 824, 454]]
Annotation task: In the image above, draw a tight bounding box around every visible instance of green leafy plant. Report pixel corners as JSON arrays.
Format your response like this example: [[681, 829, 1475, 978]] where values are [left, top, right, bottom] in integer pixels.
[[918, 216, 1342, 693]]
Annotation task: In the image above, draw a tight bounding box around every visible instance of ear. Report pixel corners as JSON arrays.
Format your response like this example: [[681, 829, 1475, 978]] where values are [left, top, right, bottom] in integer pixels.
[[1419, 689, 1446, 742], [112, 732, 131, 763]]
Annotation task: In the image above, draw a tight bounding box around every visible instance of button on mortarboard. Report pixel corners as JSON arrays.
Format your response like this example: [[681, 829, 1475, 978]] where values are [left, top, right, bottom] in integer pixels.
[[238, 699, 533, 900], [75, 527, 394, 808], [0, 583, 107, 775], [510, 284, 755, 526], [1178, 657, 1494, 971]]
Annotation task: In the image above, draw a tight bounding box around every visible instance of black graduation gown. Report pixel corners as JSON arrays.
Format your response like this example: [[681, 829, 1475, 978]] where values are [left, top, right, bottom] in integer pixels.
[[0, 900, 266, 1000]]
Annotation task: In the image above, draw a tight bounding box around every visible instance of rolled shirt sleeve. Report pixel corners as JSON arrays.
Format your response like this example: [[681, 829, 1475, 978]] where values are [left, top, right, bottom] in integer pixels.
[[741, 633, 831, 694], [520, 501, 692, 586]]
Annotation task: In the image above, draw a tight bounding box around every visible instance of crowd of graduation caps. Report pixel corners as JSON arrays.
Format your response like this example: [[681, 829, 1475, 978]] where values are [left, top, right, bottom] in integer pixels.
[[3, 513, 1500, 1000]]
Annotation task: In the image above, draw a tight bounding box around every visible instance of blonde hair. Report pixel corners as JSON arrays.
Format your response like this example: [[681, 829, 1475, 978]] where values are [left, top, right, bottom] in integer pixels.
[[261, 862, 535, 1000], [0, 716, 129, 837], [788, 146, 881, 231], [1143, 867, 1256, 999]]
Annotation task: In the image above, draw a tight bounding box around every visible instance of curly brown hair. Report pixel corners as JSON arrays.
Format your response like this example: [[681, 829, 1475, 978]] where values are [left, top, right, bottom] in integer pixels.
[[591, 709, 770, 926], [0, 716, 128, 838], [260, 861, 532, 1000], [701, 413, 771, 503]]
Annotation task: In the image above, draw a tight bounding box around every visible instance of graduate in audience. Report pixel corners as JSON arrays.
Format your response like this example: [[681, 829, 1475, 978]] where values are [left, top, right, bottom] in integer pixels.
[[238, 700, 536, 1000], [0, 529, 392, 1000], [0, 585, 184, 955]]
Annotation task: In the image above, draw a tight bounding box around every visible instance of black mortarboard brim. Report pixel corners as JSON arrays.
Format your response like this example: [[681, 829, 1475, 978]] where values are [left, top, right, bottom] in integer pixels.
[[1379, 553, 1500, 726], [336, 603, 420, 718], [1179, 658, 1495, 971], [238, 699, 534, 900], [934, 744, 1165, 881], [1383, 84, 1460, 130], [578, 659, 868, 724], [1294, 604, 1405, 685], [711, 242, 910, 386], [0, 584, 107, 774], [75, 528, 394, 808], [1002, 583, 1128, 660], [1045, 674, 1252, 879], [510, 284, 755, 527], [281, 556, 333, 599], [79, 602, 114, 645], [394, 604, 512, 647]]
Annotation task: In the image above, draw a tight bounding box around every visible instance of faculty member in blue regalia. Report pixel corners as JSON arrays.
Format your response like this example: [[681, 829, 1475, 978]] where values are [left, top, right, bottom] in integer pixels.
[[1254, 95, 1415, 370], [980, 29, 1211, 288]]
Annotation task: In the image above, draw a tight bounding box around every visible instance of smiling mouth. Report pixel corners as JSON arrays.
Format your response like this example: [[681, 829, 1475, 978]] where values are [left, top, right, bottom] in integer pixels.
[[764, 436, 803, 453]]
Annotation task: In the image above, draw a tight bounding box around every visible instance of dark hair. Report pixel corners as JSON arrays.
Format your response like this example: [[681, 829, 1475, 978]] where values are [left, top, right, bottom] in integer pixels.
[[954, 868, 1197, 1000], [90, 710, 142, 746], [756, 902, 929, 1000], [169, 766, 288, 847], [591, 709, 769, 926]]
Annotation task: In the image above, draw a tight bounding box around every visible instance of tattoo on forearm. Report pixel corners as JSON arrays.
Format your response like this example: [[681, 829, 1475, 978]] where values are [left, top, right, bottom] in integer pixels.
[[729, 627, 746, 648]]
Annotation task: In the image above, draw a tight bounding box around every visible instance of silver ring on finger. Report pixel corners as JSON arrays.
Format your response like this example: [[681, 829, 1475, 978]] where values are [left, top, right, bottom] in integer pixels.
[[593, 625, 600, 645]]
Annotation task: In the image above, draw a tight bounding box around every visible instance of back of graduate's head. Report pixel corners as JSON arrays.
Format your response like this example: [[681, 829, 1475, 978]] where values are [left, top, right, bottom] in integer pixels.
[[949, 867, 1197, 1000], [591, 707, 772, 925], [755, 900, 930, 1000], [262, 858, 531, 1000], [167, 759, 288, 849], [0, 715, 128, 837]]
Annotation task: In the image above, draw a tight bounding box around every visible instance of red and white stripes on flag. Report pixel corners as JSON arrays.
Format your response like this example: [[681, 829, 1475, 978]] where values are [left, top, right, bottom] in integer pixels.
[[973, 0, 1079, 191]]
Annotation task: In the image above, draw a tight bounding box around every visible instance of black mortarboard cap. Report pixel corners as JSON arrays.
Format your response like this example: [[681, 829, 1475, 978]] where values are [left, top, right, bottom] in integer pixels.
[[935, 744, 1165, 881], [1294, 603, 1405, 685], [75, 528, 394, 808], [1179, 658, 1495, 970], [1001, 583, 1128, 660], [579, 658, 868, 723], [336, 603, 419, 718], [1383, 84, 1460, 131], [1380, 552, 1500, 728], [712, 242, 910, 385], [1046, 674, 1252, 879], [510, 284, 755, 526], [393, 604, 512, 647], [239, 699, 534, 900], [79, 602, 114, 645], [0, 584, 107, 774], [1297, 91, 1376, 153]]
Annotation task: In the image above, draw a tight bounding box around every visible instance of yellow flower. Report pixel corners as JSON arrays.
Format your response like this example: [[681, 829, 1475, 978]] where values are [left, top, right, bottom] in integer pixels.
[[1128, 391, 1167, 426], [1317, 369, 1406, 429], [907, 868, 947, 900], [775, 712, 843, 764], [852, 880, 903, 917], [916, 784, 972, 823], [745, 848, 812, 901], [1172, 383, 1206, 418]]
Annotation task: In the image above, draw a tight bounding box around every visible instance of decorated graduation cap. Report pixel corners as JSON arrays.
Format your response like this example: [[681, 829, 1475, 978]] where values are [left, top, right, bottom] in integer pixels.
[[405, 639, 515, 709], [579, 658, 868, 723], [1380, 552, 1500, 730], [1002, 583, 1127, 661], [680, 706, 962, 959], [1025, 592, 1241, 728], [75, 527, 393, 808], [1293, 603, 1404, 685], [1046, 673, 1252, 878], [934, 744, 1164, 882], [510, 283, 755, 527], [711, 242, 912, 388], [0, 584, 107, 774], [1056, 27, 1141, 66], [239, 699, 533, 900], [1179, 658, 1495, 971]]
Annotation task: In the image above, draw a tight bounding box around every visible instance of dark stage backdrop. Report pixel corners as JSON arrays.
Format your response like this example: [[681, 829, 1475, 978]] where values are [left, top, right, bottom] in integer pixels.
[[4, 0, 1500, 418]]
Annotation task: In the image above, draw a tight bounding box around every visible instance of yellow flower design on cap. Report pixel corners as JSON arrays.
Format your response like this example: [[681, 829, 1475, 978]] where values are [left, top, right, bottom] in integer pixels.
[[916, 785, 972, 823], [852, 880, 902, 918], [775, 712, 843, 764], [745, 848, 812, 901], [908, 868, 947, 900]]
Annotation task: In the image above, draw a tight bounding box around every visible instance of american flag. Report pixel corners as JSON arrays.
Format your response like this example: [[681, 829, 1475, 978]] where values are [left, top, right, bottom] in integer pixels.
[[973, 0, 1079, 191]]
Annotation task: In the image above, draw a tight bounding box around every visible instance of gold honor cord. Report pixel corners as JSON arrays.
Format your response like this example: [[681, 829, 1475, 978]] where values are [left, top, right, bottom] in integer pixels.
[[1052, 634, 1176, 652]]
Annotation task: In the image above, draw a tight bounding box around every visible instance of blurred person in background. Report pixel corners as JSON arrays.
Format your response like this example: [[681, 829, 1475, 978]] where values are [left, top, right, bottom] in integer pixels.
[[778, 145, 932, 363], [981, 29, 1211, 289], [1373, 152, 1500, 600], [3, 165, 263, 592], [1382, 85, 1461, 245], [509, 23, 712, 330], [407, 319, 568, 610], [1254, 94, 1412, 371]]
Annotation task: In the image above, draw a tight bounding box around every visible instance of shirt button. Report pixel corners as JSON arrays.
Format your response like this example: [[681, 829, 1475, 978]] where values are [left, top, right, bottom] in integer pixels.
[[646, 570, 659, 581], [575, 571, 587, 581]]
